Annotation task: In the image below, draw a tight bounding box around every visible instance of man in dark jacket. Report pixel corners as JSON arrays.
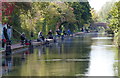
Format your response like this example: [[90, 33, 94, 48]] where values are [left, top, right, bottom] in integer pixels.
[[48, 30, 53, 39], [20, 32, 26, 45], [2, 25, 9, 48]]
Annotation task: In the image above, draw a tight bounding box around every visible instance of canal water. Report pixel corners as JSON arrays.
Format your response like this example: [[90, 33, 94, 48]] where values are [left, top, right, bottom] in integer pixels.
[[2, 33, 118, 76]]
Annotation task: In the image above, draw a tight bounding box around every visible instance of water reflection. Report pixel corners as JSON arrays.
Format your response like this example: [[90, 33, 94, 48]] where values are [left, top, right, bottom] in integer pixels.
[[2, 33, 118, 76], [2, 55, 13, 75], [87, 36, 117, 76]]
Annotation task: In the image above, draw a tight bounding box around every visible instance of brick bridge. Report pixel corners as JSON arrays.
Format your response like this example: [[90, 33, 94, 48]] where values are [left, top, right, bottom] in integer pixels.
[[90, 22, 109, 29]]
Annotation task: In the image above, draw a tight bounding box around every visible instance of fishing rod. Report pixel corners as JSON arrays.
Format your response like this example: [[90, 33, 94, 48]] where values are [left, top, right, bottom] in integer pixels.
[[12, 28, 22, 35]]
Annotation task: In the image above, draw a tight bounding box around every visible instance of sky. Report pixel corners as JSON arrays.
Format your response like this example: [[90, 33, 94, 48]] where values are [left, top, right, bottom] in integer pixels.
[[88, 0, 118, 12]]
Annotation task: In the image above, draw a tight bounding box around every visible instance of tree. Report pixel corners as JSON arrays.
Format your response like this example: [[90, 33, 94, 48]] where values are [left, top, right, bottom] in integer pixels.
[[90, 8, 99, 22], [2, 2, 92, 40], [106, 1, 120, 47], [108, 1, 120, 32], [68, 2, 92, 31], [98, 1, 114, 22]]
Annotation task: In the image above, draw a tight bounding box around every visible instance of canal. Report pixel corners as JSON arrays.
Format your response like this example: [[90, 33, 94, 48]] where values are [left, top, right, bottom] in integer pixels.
[[2, 33, 118, 76]]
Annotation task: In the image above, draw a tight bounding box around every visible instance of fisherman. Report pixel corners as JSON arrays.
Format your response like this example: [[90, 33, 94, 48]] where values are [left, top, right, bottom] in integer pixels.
[[20, 32, 26, 45], [7, 24, 12, 45], [38, 31, 44, 42], [63, 30, 67, 36], [67, 29, 71, 36], [48, 30, 53, 39], [56, 29, 61, 37], [2, 23, 9, 48], [7, 25, 12, 41], [61, 31, 64, 40], [2, 23, 12, 55]]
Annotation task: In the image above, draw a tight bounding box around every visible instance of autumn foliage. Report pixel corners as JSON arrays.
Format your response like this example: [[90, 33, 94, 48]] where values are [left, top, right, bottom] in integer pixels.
[[2, 2, 15, 23]]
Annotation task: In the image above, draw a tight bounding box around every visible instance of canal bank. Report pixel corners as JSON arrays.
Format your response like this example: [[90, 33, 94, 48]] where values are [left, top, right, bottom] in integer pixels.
[[0, 32, 84, 54]]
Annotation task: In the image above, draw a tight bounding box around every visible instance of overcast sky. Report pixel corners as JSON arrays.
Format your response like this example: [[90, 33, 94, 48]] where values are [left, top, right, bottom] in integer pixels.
[[88, 0, 118, 12]]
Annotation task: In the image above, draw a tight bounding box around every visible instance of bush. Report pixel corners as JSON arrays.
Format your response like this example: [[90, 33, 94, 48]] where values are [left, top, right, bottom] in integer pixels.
[[105, 29, 114, 34]]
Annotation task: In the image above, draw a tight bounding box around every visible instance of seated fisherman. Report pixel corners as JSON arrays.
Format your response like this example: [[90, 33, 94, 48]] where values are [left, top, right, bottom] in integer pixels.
[[20, 32, 26, 45], [56, 29, 61, 37], [47, 30, 53, 39], [38, 31, 44, 42]]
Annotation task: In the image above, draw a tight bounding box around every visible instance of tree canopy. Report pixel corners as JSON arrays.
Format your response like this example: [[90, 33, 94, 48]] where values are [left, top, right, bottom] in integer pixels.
[[2, 2, 92, 39]]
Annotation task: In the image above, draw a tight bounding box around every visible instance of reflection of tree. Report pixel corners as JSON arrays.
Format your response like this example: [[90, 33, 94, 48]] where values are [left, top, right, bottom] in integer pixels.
[[4, 35, 93, 76], [62, 37, 92, 75]]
